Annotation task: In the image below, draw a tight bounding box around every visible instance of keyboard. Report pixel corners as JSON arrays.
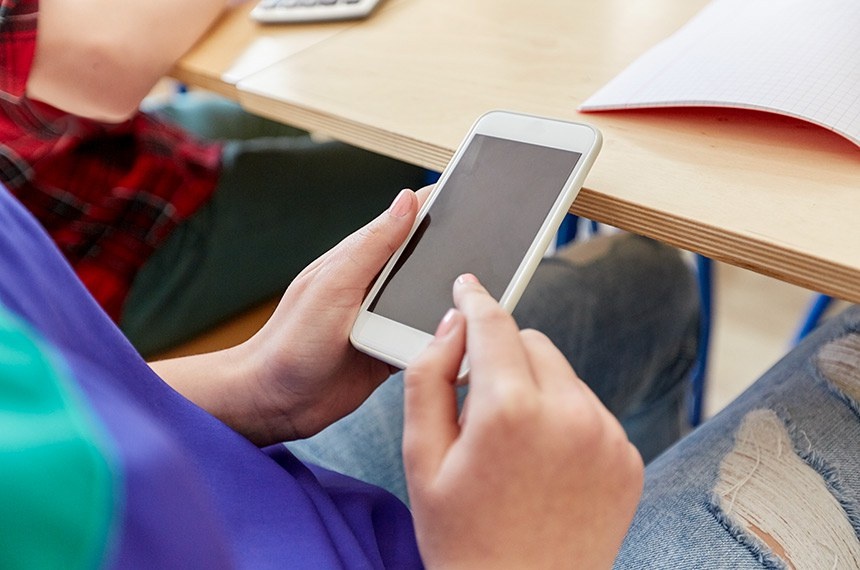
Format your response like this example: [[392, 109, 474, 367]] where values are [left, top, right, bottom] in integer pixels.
[[250, 0, 382, 24]]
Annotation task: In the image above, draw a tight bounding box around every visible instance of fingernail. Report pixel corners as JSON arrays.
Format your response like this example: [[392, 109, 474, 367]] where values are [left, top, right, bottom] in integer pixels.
[[435, 308, 458, 338], [456, 273, 479, 285], [389, 189, 412, 218]]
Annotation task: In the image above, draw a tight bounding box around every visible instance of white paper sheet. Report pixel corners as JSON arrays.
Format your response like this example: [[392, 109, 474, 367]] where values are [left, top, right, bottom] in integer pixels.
[[580, 0, 860, 147]]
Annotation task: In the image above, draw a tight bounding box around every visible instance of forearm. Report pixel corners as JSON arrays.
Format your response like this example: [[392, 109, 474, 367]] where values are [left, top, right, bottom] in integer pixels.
[[28, 0, 232, 121], [149, 343, 283, 446]]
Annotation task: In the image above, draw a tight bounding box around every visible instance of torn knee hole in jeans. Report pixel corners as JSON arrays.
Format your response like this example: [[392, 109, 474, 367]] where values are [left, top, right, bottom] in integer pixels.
[[709, 409, 860, 570], [816, 332, 860, 416]]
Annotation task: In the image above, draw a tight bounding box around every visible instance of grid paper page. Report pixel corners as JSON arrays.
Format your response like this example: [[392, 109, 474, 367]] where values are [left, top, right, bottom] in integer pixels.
[[580, 0, 860, 147]]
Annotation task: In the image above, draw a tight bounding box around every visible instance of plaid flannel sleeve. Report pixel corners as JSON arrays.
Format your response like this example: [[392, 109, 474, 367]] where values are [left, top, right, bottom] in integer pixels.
[[0, 0, 37, 101]]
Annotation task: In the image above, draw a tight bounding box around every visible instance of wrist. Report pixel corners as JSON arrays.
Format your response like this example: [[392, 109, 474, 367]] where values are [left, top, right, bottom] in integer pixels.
[[217, 338, 304, 446], [150, 342, 289, 446]]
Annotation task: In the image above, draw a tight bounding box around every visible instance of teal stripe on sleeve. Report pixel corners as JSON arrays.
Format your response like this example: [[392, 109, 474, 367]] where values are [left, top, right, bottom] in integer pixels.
[[0, 306, 117, 569]]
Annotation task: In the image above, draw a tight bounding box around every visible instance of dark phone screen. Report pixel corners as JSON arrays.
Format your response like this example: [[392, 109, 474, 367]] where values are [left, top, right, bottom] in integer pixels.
[[369, 134, 581, 333]]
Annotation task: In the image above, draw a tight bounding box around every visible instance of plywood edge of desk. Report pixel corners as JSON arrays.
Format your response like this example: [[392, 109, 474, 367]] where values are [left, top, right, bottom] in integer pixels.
[[572, 191, 859, 303], [168, 66, 241, 102], [240, 88, 452, 169], [238, 89, 860, 304]]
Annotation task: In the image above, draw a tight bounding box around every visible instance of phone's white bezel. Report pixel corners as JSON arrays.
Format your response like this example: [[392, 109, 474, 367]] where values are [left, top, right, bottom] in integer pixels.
[[350, 110, 602, 370]]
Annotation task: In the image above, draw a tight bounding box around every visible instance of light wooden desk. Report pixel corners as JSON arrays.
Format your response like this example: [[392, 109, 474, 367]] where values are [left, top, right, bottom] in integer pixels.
[[176, 0, 860, 302], [171, 2, 359, 99]]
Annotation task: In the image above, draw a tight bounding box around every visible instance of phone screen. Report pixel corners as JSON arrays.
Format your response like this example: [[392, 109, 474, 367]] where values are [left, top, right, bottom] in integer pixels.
[[369, 134, 582, 333]]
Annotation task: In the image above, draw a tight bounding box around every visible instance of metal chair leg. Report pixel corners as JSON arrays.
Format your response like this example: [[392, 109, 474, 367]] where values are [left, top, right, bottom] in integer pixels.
[[793, 294, 833, 344], [689, 254, 713, 427]]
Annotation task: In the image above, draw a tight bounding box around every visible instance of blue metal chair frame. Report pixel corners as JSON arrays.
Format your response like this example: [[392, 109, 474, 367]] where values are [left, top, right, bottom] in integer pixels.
[[793, 294, 834, 344], [688, 255, 712, 427], [556, 213, 600, 245]]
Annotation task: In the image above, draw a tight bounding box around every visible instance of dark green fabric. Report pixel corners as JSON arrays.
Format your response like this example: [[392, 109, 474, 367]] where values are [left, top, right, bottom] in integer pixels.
[[0, 305, 116, 570], [121, 95, 426, 355]]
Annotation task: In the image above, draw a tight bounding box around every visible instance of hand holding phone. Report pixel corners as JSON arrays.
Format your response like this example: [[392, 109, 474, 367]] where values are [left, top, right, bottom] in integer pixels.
[[230, 187, 427, 444], [350, 110, 602, 371]]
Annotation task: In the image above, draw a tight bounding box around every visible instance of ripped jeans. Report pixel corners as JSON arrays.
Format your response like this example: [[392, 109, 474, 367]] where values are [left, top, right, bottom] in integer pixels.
[[616, 304, 860, 569]]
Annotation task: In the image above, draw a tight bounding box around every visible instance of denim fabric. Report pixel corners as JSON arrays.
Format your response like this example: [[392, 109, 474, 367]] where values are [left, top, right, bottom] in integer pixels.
[[615, 305, 860, 569], [288, 233, 700, 504]]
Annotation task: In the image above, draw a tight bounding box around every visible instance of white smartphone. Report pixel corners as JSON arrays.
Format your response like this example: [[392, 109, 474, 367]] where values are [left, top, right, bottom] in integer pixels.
[[350, 110, 602, 371]]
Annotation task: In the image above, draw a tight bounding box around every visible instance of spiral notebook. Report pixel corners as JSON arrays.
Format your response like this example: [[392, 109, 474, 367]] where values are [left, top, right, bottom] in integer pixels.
[[580, 0, 860, 148]]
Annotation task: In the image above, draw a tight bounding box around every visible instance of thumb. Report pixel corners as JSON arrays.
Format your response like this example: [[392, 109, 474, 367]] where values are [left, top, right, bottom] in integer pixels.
[[333, 189, 419, 288]]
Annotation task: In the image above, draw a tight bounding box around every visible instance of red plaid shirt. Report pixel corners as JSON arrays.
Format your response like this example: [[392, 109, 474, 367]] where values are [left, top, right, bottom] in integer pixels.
[[0, 0, 223, 320]]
